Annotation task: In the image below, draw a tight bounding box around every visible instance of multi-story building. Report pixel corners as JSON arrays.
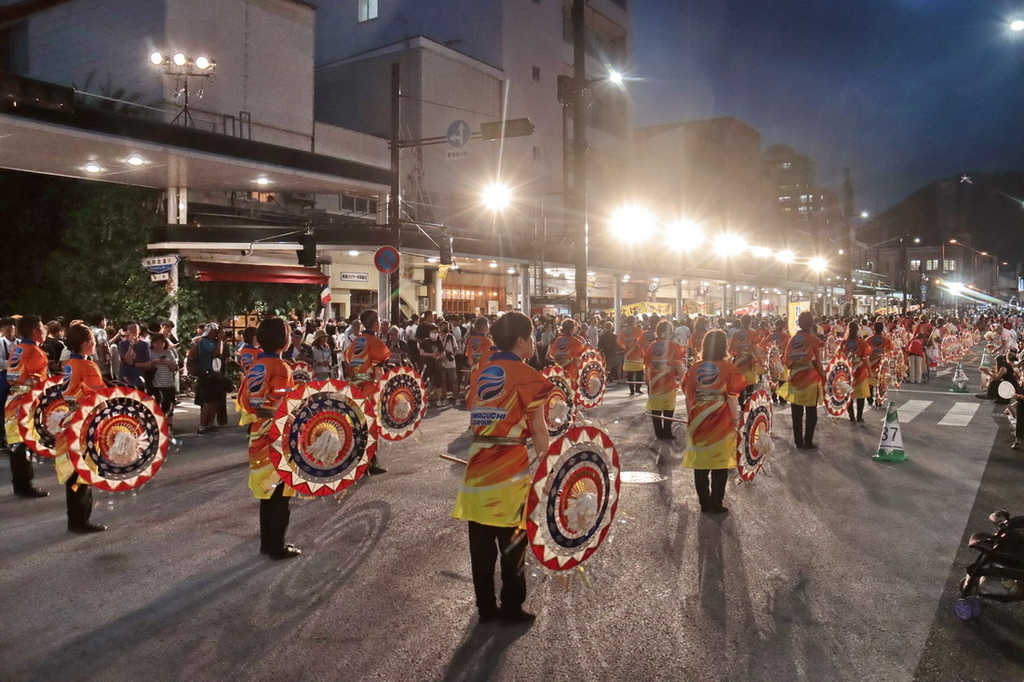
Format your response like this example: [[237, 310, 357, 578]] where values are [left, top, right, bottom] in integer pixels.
[[313, 0, 631, 243], [633, 116, 772, 241], [762, 143, 838, 249]]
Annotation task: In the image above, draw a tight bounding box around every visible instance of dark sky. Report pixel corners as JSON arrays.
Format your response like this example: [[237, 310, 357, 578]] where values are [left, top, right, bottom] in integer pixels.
[[632, 0, 1024, 215]]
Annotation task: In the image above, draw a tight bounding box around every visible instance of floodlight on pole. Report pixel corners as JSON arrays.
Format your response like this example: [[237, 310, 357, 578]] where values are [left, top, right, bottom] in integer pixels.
[[775, 249, 796, 264], [482, 183, 512, 211], [666, 218, 704, 251], [148, 49, 217, 128], [610, 205, 657, 243], [809, 256, 829, 273]]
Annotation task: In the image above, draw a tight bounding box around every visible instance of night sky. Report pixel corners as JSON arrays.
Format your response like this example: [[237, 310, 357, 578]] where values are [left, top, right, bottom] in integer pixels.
[[632, 0, 1024, 215]]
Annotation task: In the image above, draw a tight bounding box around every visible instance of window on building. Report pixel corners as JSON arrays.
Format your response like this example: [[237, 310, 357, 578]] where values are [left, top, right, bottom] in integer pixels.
[[532, 66, 541, 81], [779, 196, 790, 202], [925, 259, 939, 271], [358, 0, 378, 22], [910, 259, 921, 271], [866, 261, 875, 271], [944, 259, 956, 272], [781, 162, 792, 169]]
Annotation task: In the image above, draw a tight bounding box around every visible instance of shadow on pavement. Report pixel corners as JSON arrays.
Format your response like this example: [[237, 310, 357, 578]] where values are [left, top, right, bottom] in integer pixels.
[[440, 621, 531, 682]]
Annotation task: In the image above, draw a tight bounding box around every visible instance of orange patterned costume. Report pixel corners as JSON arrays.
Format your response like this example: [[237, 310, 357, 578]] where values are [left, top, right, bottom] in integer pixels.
[[237, 354, 295, 499], [452, 351, 553, 528], [681, 360, 747, 469]]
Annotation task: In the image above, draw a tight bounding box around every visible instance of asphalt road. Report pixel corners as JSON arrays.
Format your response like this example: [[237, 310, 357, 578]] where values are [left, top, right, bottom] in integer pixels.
[[1, 353, 1020, 682]]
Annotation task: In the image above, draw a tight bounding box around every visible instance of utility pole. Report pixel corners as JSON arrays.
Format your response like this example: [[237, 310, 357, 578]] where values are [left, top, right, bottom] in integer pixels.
[[389, 62, 402, 323], [571, 0, 588, 319]]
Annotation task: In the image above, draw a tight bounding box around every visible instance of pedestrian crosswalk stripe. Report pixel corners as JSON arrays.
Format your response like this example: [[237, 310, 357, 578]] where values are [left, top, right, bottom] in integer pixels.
[[937, 402, 980, 427], [897, 399, 932, 423]]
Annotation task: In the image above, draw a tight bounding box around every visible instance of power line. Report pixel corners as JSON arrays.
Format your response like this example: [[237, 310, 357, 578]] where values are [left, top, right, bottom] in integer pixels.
[[400, 93, 495, 119]]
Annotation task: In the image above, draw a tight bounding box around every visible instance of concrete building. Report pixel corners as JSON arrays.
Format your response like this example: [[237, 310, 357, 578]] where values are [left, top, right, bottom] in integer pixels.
[[634, 117, 772, 240], [762, 143, 838, 248], [313, 0, 632, 243]]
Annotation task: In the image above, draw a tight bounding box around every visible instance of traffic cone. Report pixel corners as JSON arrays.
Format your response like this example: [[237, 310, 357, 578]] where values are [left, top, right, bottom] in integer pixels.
[[949, 362, 969, 393], [873, 401, 907, 463]]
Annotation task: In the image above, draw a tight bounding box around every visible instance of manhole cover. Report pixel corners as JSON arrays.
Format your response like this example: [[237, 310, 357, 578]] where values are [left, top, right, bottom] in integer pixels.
[[619, 471, 667, 484]]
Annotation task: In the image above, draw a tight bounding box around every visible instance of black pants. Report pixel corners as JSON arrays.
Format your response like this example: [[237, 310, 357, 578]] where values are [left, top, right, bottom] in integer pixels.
[[467, 521, 527, 617], [1017, 398, 1024, 440], [694, 469, 728, 511], [9, 442, 35, 492], [790, 404, 818, 447], [847, 397, 865, 421], [65, 473, 94, 528], [650, 410, 675, 438], [153, 386, 176, 420], [627, 371, 644, 394], [259, 484, 292, 553]]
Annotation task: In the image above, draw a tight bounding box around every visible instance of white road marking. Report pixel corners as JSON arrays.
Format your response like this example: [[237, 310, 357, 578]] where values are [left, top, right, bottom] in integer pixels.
[[937, 402, 981, 427], [896, 399, 933, 423], [936, 368, 952, 377]]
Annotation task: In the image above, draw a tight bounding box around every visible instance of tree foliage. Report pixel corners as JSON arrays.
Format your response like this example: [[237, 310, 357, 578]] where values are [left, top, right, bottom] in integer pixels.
[[3, 175, 320, 326], [45, 185, 171, 323]]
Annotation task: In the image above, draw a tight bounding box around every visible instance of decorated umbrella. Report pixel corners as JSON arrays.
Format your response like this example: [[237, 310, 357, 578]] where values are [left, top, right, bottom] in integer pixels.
[[873, 354, 892, 407], [542, 365, 576, 439], [289, 361, 315, 384], [526, 425, 620, 571], [373, 366, 428, 441], [576, 350, 608, 409], [763, 342, 784, 394], [64, 386, 170, 492], [18, 375, 72, 458], [824, 355, 854, 417], [737, 388, 773, 481], [268, 380, 378, 496]]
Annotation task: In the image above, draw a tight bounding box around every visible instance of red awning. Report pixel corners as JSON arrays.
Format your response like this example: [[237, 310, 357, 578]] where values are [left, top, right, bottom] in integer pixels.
[[192, 262, 328, 285]]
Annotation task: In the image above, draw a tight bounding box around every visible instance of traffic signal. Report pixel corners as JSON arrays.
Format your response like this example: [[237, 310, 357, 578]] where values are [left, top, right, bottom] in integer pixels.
[[440, 233, 453, 265], [297, 231, 316, 266], [480, 117, 535, 140]]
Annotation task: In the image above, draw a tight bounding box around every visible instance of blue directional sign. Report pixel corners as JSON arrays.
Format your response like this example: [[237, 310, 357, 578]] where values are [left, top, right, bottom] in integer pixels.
[[446, 120, 471, 148]]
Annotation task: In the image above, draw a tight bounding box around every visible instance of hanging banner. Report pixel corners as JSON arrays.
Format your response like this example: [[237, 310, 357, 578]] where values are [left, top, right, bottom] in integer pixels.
[[787, 301, 810, 336]]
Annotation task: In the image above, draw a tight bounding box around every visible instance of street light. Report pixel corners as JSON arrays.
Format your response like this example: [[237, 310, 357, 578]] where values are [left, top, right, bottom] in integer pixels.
[[610, 205, 657, 243], [482, 182, 512, 211], [149, 50, 217, 127], [666, 218, 704, 251]]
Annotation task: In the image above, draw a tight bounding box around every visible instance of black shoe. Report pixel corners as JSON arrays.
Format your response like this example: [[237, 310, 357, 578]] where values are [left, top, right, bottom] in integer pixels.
[[856, 417, 865, 423], [804, 442, 818, 450], [269, 544, 302, 560], [479, 610, 501, 624], [500, 609, 536, 625], [14, 485, 49, 499], [196, 426, 213, 435], [68, 522, 107, 534], [368, 464, 388, 475]]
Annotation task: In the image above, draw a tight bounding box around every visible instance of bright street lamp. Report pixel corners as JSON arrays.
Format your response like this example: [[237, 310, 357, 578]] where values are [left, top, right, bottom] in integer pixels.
[[607, 67, 624, 86], [808, 256, 829, 273], [775, 249, 796, 264], [610, 205, 657, 243], [666, 218, 704, 251], [482, 183, 512, 211]]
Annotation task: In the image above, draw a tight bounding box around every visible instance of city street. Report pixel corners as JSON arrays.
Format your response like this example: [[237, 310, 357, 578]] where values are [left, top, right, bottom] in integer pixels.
[[1, 354, 1022, 682]]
